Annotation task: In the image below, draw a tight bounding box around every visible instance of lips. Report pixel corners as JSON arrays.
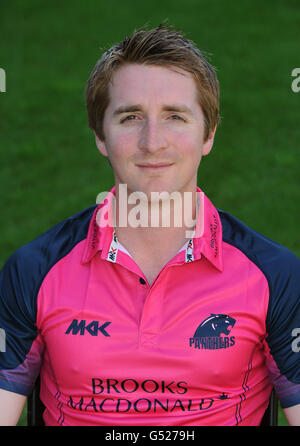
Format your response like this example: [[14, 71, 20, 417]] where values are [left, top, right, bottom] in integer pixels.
[[136, 163, 174, 169]]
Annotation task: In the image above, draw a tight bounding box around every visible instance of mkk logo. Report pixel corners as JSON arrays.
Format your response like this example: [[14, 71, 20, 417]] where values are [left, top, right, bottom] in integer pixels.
[[65, 319, 111, 337], [189, 314, 236, 350]]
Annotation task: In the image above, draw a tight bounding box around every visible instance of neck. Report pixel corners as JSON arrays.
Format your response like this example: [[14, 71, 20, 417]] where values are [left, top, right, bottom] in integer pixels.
[[113, 187, 198, 255]]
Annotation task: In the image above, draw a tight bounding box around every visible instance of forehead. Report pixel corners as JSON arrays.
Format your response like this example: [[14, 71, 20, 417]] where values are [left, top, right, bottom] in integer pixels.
[[107, 63, 199, 108]]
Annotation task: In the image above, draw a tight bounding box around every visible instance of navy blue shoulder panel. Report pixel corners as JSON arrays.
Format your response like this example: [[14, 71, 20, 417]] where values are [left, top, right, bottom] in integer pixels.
[[218, 208, 300, 383], [0, 205, 97, 369]]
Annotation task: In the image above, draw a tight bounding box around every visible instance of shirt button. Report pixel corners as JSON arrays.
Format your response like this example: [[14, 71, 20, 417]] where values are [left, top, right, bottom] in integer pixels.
[[139, 277, 146, 285]]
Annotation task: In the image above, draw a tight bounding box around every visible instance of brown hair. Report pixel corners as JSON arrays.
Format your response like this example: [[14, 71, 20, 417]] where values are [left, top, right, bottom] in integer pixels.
[[85, 24, 220, 142]]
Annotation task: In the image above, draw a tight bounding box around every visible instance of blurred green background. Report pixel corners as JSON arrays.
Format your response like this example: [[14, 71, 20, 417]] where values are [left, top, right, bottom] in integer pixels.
[[1, 0, 299, 426]]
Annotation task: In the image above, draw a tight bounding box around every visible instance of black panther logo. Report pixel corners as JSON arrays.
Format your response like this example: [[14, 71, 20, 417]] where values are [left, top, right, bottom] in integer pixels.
[[193, 314, 236, 338]]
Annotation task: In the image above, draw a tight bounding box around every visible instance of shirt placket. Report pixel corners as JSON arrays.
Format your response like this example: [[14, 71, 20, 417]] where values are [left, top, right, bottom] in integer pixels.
[[138, 255, 189, 349], [104, 229, 197, 349]]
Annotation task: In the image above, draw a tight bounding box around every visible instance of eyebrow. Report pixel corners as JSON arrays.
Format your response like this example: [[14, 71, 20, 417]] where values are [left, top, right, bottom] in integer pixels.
[[112, 104, 194, 116], [113, 105, 143, 116]]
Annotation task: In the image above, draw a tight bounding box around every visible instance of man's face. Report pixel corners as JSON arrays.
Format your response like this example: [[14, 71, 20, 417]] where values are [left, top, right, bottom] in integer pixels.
[[95, 63, 216, 199]]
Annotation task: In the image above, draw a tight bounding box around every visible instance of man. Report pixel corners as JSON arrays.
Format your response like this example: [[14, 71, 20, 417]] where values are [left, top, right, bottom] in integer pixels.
[[0, 24, 300, 426]]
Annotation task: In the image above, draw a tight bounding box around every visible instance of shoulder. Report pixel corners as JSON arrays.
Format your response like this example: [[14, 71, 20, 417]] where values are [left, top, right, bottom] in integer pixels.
[[218, 208, 300, 328], [218, 208, 300, 278], [0, 205, 97, 319], [4, 204, 96, 269]]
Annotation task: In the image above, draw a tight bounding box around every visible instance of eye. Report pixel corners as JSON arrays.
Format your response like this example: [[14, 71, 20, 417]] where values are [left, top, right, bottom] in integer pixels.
[[169, 114, 186, 122], [120, 114, 139, 124]]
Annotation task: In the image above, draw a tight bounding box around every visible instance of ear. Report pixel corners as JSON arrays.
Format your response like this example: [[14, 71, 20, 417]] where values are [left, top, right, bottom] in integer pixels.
[[202, 125, 217, 157], [94, 131, 108, 157]]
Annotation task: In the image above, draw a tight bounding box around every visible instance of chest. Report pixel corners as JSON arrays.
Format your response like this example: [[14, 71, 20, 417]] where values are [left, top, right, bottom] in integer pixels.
[[38, 256, 269, 394]]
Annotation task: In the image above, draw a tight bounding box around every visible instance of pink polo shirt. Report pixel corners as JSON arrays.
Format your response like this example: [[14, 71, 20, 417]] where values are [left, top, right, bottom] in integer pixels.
[[0, 186, 300, 425]]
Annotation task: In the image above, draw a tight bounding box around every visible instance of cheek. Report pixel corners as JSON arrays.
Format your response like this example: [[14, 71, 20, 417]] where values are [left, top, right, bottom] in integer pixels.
[[108, 131, 137, 159], [175, 133, 203, 163], [121, 132, 138, 149]]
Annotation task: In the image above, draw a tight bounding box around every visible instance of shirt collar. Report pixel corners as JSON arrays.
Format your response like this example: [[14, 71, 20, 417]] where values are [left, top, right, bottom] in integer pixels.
[[193, 187, 223, 271], [81, 185, 223, 271]]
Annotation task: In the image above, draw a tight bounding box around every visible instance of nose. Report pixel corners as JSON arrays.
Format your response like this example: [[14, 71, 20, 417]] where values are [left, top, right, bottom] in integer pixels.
[[138, 118, 167, 154]]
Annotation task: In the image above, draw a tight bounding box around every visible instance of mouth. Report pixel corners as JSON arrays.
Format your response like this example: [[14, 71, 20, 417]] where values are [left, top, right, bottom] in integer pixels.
[[135, 163, 174, 170]]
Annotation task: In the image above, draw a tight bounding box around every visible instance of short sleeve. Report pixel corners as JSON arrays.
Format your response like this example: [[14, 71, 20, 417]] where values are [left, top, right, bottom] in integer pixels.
[[0, 247, 44, 396], [265, 248, 300, 408], [0, 205, 95, 397]]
